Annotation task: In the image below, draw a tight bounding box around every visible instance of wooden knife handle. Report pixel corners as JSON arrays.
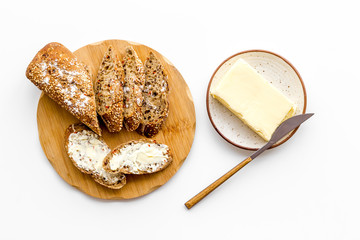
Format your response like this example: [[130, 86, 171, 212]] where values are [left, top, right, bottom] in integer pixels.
[[185, 156, 253, 209]]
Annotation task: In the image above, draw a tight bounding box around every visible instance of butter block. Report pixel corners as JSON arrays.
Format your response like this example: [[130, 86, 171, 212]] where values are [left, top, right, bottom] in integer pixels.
[[210, 58, 296, 141]]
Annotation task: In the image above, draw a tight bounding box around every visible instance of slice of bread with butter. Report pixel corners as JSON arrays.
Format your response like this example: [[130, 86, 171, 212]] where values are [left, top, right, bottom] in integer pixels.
[[65, 124, 172, 189], [65, 124, 126, 189], [103, 140, 172, 175]]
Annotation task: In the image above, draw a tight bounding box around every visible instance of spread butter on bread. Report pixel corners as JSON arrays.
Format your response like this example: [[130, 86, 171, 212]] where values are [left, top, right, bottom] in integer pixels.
[[65, 124, 126, 189], [103, 140, 172, 175]]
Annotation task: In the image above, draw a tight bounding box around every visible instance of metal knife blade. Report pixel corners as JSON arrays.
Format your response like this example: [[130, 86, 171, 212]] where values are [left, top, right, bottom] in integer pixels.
[[185, 113, 314, 209], [251, 113, 314, 159]]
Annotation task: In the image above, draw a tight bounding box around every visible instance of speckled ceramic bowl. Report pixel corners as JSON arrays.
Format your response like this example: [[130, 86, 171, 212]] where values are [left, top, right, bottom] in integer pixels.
[[207, 50, 307, 151]]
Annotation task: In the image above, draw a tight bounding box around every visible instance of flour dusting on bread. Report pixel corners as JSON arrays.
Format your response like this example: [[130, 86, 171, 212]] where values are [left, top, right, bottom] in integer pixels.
[[26, 42, 101, 135]]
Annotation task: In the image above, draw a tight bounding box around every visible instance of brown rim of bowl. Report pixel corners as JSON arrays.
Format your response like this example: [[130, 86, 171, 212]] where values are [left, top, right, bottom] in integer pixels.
[[206, 49, 307, 151]]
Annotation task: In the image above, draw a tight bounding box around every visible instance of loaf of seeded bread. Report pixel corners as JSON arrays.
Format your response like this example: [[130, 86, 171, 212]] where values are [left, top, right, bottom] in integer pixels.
[[95, 46, 124, 132], [26, 42, 101, 135], [65, 124, 126, 189], [137, 52, 170, 138], [122, 46, 145, 131], [103, 139, 172, 175]]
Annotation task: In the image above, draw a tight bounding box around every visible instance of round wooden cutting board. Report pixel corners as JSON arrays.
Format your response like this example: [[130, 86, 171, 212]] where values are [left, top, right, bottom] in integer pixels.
[[37, 40, 196, 200]]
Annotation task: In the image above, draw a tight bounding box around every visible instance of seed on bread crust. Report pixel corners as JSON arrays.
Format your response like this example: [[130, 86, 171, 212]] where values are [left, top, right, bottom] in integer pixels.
[[26, 42, 101, 135], [95, 46, 124, 132]]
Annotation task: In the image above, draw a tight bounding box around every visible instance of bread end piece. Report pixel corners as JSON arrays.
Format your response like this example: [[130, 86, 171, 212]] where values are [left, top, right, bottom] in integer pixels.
[[26, 42, 101, 136]]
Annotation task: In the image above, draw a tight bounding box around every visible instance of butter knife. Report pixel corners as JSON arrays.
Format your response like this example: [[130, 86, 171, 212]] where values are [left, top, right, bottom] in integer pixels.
[[185, 113, 314, 209]]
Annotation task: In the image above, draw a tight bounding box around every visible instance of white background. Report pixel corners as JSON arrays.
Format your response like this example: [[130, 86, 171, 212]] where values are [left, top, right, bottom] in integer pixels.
[[1, 0, 359, 239]]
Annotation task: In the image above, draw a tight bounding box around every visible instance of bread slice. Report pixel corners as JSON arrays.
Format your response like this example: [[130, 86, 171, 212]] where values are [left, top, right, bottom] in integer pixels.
[[122, 46, 145, 131], [137, 52, 169, 138], [103, 140, 172, 175], [26, 42, 101, 135], [65, 124, 126, 189], [95, 46, 124, 132]]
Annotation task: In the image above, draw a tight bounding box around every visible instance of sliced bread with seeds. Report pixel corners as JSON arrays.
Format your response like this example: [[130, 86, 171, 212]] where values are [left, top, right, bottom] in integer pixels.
[[95, 45, 124, 132], [122, 46, 145, 131], [137, 52, 169, 138], [103, 139, 172, 175], [65, 123, 126, 189], [26, 42, 101, 135]]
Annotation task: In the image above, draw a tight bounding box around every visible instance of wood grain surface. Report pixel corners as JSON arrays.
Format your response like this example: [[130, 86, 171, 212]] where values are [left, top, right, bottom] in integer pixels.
[[37, 39, 196, 200]]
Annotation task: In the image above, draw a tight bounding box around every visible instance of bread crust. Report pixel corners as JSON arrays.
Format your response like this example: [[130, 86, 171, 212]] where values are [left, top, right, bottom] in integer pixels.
[[103, 139, 172, 175], [26, 42, 101, 135], [137, 52, 169, 138], [100, 102, 124, 132], [122, 46, 145, 131], [137, 122, 167, 138], [65, 124, 94, 175], [92, 172, 126, 190], [95, 46, 124, 132], [64, 123, 126, 189]]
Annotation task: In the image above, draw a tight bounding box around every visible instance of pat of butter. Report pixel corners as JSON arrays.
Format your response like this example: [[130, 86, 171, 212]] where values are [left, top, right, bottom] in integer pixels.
[[210, 58, 296, 141]]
